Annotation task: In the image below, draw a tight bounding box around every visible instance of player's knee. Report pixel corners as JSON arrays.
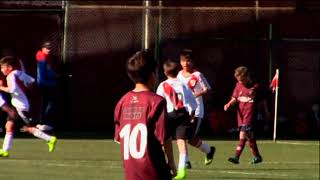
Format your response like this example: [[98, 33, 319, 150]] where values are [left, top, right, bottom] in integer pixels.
[[5, 120, 14, 133], [188, 137, 202, 147]]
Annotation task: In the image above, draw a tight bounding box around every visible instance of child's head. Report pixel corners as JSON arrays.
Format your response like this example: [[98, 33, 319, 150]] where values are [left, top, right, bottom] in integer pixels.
[[179, 49, 194, 70], [0, 56, 17, 76], [163, 60, 179, 78], [41, 42, 52, 55], [234, 66, 250, 85], [126, 50, 156, 88]]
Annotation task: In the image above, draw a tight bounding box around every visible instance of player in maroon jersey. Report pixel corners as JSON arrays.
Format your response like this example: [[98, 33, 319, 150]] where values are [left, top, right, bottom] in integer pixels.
[[224, 66, 263, 164], [114, 50, 176, 180]]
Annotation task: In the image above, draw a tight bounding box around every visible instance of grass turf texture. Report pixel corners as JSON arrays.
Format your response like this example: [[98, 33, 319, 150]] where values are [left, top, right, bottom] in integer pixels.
[[0, 139, 318, 180]]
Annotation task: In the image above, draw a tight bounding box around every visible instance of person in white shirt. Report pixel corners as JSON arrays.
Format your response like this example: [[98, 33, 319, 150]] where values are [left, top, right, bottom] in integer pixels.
[[0, 56, 57, 157], [177, 49, 215, 169], [157, 60, 197, 179]]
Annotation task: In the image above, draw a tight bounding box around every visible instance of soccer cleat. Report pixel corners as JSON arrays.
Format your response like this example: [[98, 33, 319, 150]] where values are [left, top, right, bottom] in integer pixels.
[[185, 161, 192, 169], [204, 146, 216, 165], [251, 156, 263, 164], [0, 149, 9, 157], [47, 136, 57, 152], [228, 156, 239, 164], [174, 168, 186, 180]]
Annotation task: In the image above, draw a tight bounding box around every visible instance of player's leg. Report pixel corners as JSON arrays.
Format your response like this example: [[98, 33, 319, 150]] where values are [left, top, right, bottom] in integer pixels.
[[247, 131, 262, 164], [17, 109, 57, 152], [0, 104, 20, 157], [188, 117, 215, 165], [175, 139, 187, 180], [228, 128, 247, 164]]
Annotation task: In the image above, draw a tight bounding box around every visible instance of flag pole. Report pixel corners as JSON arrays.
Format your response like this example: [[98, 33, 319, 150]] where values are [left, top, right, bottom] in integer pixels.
[[273, 69, 279, 142]]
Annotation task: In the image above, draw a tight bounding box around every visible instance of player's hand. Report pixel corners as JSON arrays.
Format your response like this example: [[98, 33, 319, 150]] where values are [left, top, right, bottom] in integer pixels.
[[224, 104, 229, 111], [168, 161, 177, 177]]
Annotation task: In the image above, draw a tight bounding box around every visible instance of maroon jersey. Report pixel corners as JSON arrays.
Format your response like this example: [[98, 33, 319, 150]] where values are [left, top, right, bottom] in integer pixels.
[[232, 82, 259, 126], [114, 91, 172, 180]]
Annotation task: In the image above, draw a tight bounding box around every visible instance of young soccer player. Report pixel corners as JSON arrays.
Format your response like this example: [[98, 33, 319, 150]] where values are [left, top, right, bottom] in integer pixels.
[[224, 66, 263, 164], [114, 50, 177, 180], [156, 60, 197, 180], [177, 49, 215, 168], [0, 56, 57, 157]]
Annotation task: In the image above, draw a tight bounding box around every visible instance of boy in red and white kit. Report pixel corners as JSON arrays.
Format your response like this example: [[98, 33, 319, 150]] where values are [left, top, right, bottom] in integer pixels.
[[177, 49, 215, 168], [0, 56, 57, 157], [224, 66, 263, 164], [114, 50, 176, 180], [156, 60, 197, 179]]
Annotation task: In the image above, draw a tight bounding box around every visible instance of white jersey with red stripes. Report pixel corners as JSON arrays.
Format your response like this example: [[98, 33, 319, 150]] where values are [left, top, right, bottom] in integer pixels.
[[177, 70, 211, 118], [156, 78, 196, 114], [6, 70, 35, 111]]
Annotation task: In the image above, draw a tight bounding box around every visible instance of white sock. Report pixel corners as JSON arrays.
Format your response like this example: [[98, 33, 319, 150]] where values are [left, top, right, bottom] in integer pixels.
[[31, 128, 51, 141], [178, 153, 187, 170], [199, 142, 211, 154], [185, 154, 189, 163], [3, 133, 13, 151]]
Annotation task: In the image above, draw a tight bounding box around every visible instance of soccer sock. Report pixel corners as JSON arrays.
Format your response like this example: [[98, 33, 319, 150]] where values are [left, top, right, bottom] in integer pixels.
[[3, 133, 13, 151], [248, 138, 260, 157], [199, 142, 211, 154], [27, 127, 52, 141], [3, 121, 14, 151], [235, 138, 247, 158], [178, 153, 187, 169]]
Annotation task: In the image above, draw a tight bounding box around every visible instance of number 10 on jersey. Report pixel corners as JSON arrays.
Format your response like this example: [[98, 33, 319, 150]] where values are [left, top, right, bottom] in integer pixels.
[[119, 123, 147, 160]]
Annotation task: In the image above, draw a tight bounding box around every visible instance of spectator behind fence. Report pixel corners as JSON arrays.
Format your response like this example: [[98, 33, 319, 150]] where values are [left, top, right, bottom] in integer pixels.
[[35, 42, 58, 131]]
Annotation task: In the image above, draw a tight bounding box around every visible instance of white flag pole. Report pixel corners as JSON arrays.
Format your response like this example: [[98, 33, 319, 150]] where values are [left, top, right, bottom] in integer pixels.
[[273, 69, 279, 142]]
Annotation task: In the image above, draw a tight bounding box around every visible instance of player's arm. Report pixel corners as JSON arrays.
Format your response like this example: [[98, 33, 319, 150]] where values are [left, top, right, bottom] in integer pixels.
[[113, 100, 122, 144], [0, 74, 15, 93], [154, 99, 177, 176], [163, 138, 177, 177], [194, 73, 211, 97], [224, 97, 237, 111]]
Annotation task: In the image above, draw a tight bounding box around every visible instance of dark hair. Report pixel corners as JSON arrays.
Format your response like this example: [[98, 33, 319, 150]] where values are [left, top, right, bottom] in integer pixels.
[[126, 50, 156, 84], [163, 60, 179, 77], [42, 42, 52, 49], [0, 56, 18, 68], [179, 49, 194, 61]]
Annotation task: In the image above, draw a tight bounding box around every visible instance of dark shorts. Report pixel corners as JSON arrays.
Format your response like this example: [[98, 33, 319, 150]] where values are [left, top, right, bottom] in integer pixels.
[[239, 125, 254, 132], [167, 108, 192, 140]]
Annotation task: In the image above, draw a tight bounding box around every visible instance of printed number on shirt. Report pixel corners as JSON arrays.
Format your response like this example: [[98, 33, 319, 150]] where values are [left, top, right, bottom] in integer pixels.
[[119, 123, 147, 160]]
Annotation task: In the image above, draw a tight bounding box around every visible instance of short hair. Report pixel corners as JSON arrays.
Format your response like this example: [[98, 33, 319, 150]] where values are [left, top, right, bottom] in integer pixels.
[[234, 66, 249, 79], [42, 42, 52, 49], [0, 56, 17, 68], [179, 49, 194, 61], [163, 60, 179, 77], [126, 50, 156, 84]]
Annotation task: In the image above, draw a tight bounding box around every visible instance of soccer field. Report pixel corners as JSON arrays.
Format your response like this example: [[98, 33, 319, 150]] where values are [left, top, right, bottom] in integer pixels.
[[0, 139, 318, 180]]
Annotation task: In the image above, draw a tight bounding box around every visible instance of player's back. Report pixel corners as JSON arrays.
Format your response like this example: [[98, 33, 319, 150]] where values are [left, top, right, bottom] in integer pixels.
[[114, 90, 172, 180]]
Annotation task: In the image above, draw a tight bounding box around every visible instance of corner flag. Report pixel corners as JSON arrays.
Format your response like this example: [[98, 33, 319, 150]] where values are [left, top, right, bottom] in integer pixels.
[[271, 69, 279, 142]]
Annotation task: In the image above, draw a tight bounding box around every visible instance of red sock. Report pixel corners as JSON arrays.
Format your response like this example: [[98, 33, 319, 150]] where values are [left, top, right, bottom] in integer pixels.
[[248, 138, 260, 157], [235, 138, 246, 158]]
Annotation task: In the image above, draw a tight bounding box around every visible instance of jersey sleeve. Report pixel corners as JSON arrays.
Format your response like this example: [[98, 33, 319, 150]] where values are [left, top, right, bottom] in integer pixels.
[[198, 72, 211, 90], [232, 83, 239, 99], [153, 99, 169, 145], [114, 99, 122, 143], [156, 82, 164, 97]]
